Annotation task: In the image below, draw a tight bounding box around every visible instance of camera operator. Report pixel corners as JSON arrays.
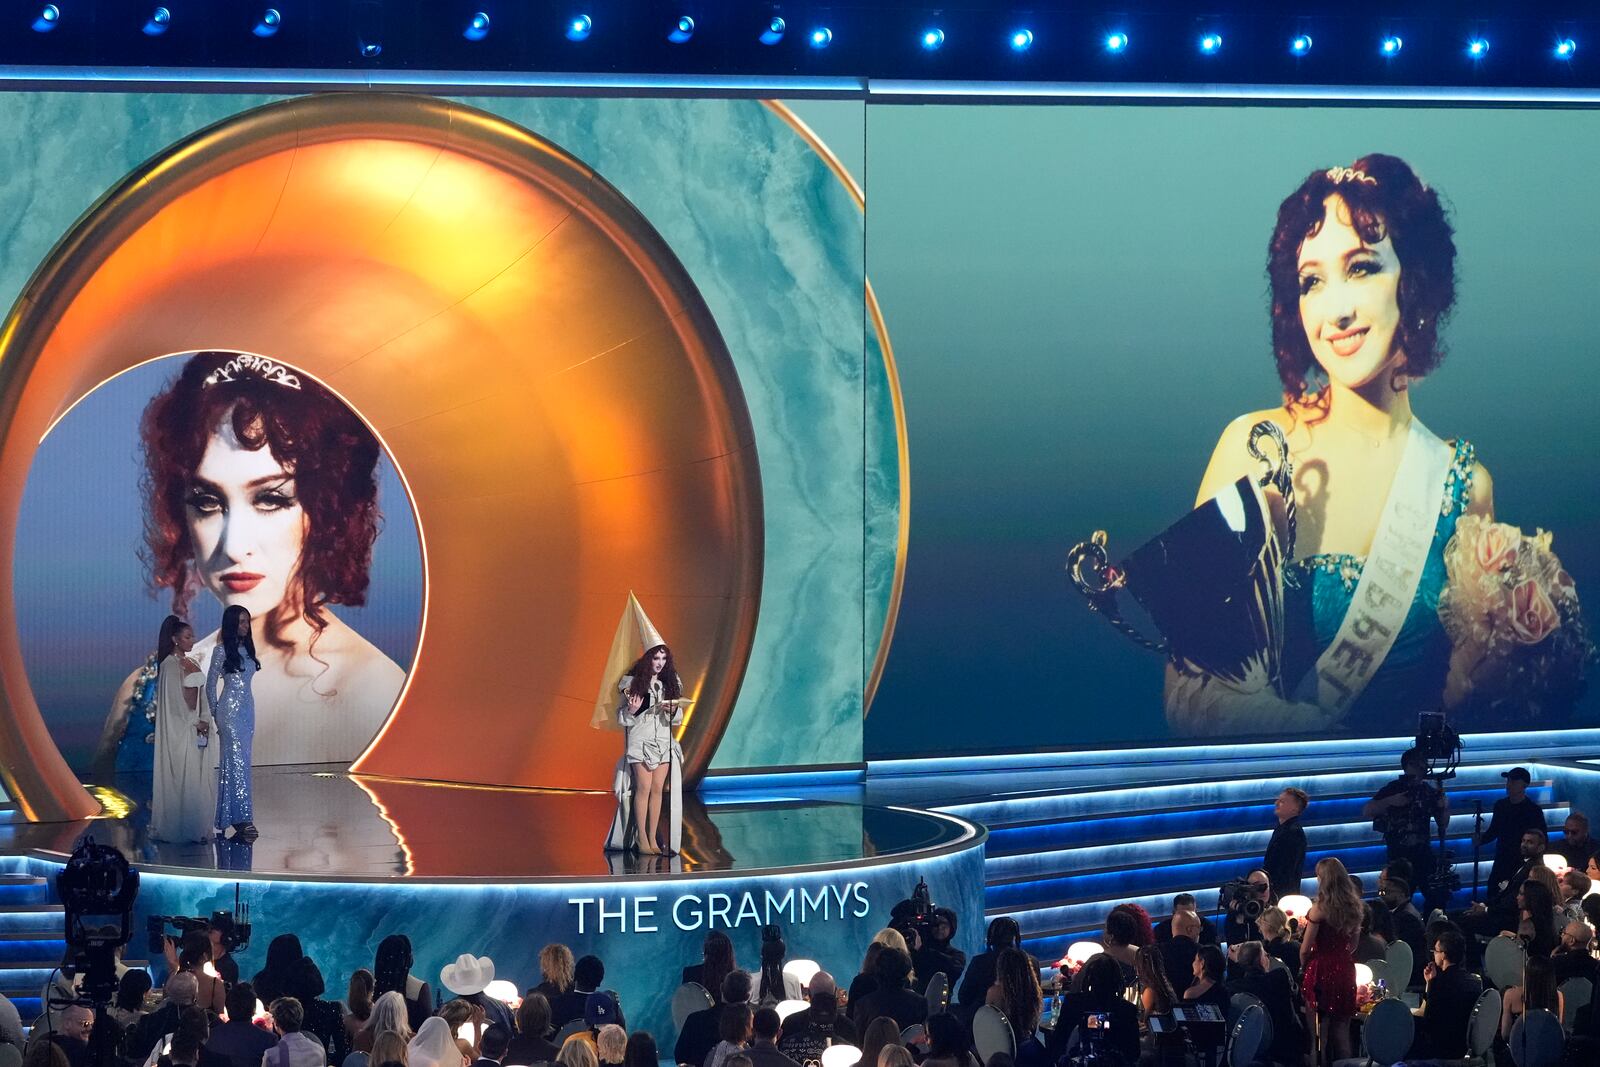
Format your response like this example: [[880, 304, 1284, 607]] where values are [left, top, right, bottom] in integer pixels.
[[1220, 870, 1272, 946], [909, 909, 966, 996], [207, 923, 239, 989], [1263, 789, 1308, 903], [1362, 748, 1449, 909], [1047, 954, 1138, 1067]]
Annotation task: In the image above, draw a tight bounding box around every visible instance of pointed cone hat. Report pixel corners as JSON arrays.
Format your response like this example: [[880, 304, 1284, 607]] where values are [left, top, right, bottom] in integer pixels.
[[590, 591, 665, 730]]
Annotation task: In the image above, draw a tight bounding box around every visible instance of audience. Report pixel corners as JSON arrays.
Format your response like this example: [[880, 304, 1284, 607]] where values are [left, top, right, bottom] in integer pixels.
[[505, 994, 557, 1067], [112, 970, 155, 1031], [474, 1025, 511, 1067], [921, 1014, 974, 1067], [254, 938, 307, 1009], [780, 972, 857, 1060], [1180, 946, 1228, 1016], [551, 958, 623, 1031], [133, 973, 201, 1062], [1152, 894, 1217, 946], [208, 983, 275, 1067], [593, 1026, 625, 1067], [705, 1003, 752, 1067], [1222, 943, 1302, 1067], [849, 950, 924, 1032], [755, 937, 797, 1006], [554, 1037, 595, 1067], [850, 930, 912, 1009], [375, 937, 434, 1035], [354, 992, 415, 1058], [1098, 911, 1140, 976], [877, 1048, 913, 1067], [1109, 905, 1154, 949], [408, 1019, 464, 1067], [1500, 954, 1562, 1042], [619, 1033, 656, 1067], [684, 933, 737, 1004], [1554, 812, 1599, 869], [742, 1008, 797, 1067], [1047, 955, 1137, 1067], [267, 998, 327, 1067], [294, 957, 347, 1060], [369, 1032, 408, 1067], [1411, 930, 1482, 1059], [855, 1017, 902, 1067], [344, 971, 376, 1055], [1559, 870, 1591, 922], [1554, 921, 1598, 984], [957, 919, 1019, 1015], [1353, 902, 1391, 963], [983, 949, 1040, 1051], [532, 946, 574, 1004], [1158, 908, 1200, 996], [678, 971, 752, 1067], [1255, 907, 1301, 984]]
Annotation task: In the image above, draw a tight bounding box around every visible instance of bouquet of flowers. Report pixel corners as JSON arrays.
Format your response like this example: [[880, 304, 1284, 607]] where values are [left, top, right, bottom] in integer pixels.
[[1437, 515, 1594, 719]]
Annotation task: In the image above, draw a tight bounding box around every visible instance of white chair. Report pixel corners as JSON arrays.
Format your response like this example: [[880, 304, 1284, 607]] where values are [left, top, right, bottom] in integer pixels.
[[1225, 1003, 1265, 1067], [1466, 987, 1503, 1065], [1558, 975, 1592, 1031], [1361, 998, 1414, 1066], [1508, 1008, 1564, 1067], [1383, 940, 1414, 992], [671, 982, 714, 1032], [1484, 935, 1528, 991], [899, 1024, 926, 1047], [972, 1005, 1017, 1063], [924, 971, 949, 1015]]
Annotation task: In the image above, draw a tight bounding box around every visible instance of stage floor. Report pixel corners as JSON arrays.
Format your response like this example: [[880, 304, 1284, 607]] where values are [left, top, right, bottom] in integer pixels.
[[3, 765, 968, 880]]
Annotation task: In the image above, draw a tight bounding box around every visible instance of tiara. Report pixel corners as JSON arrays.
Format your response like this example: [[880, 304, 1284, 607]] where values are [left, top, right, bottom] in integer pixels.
[[202, 354, 303, 390], [1326, 167, 1377, 186]]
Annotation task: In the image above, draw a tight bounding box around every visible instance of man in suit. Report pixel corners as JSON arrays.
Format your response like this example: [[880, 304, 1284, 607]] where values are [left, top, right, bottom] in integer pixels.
[[208, 983, 276, 1067], [1554, 922, 1600, 985], [1160, 909, 1201, 996], [1262, 789, 1309, 902], [781, 972, 860, 1065], [1411, 930, 1483, 1059], [473, 1025, 511, 1067], [676, 971, 751, 1067], [1224, 942, 1303, 1067], [745, 1008, 799, 1067], [1552, 812, 1600, 870], [1461, 828, 1545, 937], [1153, 895, 1218, 946], [1378, 868, 1427, 988]]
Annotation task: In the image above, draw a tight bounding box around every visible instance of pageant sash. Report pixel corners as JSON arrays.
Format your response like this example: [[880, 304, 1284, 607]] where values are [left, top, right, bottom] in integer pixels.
[[1294, 419, 1452, 714]]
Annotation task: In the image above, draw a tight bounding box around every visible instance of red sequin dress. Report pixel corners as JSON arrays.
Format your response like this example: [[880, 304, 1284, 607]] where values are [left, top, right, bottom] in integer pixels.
[[1301, 920, 1357, 1017]]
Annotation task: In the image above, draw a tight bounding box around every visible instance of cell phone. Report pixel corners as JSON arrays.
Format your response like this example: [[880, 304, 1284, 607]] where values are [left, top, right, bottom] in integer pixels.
[[1085, 1013, 1110, 1030]]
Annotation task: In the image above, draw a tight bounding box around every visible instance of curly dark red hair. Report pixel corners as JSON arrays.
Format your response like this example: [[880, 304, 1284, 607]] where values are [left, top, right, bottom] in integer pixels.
[[1267, 153, 1458, 404], [140, 352, 381, 636], [625, 644, 682, 701]]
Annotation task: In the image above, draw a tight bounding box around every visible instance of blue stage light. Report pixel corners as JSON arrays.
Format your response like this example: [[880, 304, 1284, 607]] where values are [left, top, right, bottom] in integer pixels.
[[1290, 34, 1313, 57], [566, 14, 592, 42], [760, 17, 784, 46], [1556, 38, 1577, 60], [1199, 32, 1222, 55], [1010, 29, 1034, 53], [809, 26, 832, 49], [142, 6, 171, 36], [1105, 32, 1128, 54], [1380, 35, 1403, 57], [921, 28, 944, 51], [252, 8, 281, 38], [1467, 37, 1489, 59], [32, 4, 60, 33], [668, 15, 694, 44], [463, 12, 490, 42]]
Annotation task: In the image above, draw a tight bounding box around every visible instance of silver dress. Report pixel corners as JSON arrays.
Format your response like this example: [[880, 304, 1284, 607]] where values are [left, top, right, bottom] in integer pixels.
[[618, 674, 682, 769], [207, 645, 257, 826]]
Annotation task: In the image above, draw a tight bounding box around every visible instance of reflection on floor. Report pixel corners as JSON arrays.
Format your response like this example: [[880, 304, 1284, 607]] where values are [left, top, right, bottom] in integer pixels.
[[0, 764, 966, 879]]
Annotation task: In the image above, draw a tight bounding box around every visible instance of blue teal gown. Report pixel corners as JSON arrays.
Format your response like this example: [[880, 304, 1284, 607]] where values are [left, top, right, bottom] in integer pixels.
[[114, 655, 160, 774], [207, 645, 257, 826], [1282, 439, 1476, 731]]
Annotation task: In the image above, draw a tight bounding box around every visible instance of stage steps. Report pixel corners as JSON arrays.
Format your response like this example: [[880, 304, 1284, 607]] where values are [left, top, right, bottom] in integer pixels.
[[915, 759, 1579, 967], [0, 873, 65, 1020]]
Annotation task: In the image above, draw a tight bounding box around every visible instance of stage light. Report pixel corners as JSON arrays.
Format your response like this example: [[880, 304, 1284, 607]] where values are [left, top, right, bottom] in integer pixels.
[[484, 979, 519, 1005], [1010, 29, 1034, 53], [921, 28, 944, 51], [820, 1048, 861, 1067], [1542, 854, 1572, 875], [668, 15, 694, 44], [565, 13, 592, 42], [1290, 34, 1313, 57], [1556, 38, 1577, 60], [783, 959, 821, 989], [142, 6, 171, 36], [1105, 32, 1128, 54], [1278, 894, 1313, 921], [774, 1000, 808, 1022], [252, 8, 281, 38], [1199, 32, 1222, 55], [760, 17, 784, 46], [463, 12, 490, 42], [1354, 963, 1374, 988], [1467, 37, 1489, 59], [1380, 35, 1403, 57], [1062, 941, 1104, 968], [32, 4, 60, 32], [809, 26, 832, 49]]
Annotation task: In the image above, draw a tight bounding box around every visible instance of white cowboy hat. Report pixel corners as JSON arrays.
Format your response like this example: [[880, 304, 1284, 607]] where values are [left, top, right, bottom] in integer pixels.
[[440, 953, 495, 996]]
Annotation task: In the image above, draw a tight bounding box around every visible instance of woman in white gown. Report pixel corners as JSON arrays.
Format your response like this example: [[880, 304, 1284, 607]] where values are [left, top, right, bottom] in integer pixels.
[[149, 615, 217, 842]]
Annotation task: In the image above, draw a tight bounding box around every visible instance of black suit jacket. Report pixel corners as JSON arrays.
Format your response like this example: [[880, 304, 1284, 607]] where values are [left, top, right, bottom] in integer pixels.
[[1414, 966, 1483, 1059], [848, 983, 926, 1031], [1226, 969, 1303, 1066], [1153, 916, 1219, 946], [1160, 938, 1198, 997], [674, 1005, 720, 1067], [1263, 817, 1307, 901]]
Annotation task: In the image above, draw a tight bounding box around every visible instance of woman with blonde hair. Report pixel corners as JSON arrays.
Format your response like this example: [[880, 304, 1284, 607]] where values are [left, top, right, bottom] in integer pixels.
[[369, 1031, 409, 1067], [596, 1025, 628, 1067], [878, 1048, 914, 1067], [557, 1035, 599, 1067], [534, 944, 575, 1001], [1301, 857, 1362, 1065], [850, 929, 914, 1005], [355, 990, 414, 1054]]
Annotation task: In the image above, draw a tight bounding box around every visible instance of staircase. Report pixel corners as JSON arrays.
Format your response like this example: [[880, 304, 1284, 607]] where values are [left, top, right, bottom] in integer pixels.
[[0, 866, 64, 1020]]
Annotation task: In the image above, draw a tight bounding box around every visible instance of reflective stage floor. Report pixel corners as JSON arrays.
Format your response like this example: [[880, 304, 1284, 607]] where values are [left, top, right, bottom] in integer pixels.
[[1, 764, 970, 880]]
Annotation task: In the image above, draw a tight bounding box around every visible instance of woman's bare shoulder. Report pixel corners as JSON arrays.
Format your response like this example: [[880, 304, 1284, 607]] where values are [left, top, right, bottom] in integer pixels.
[[317, 616, 406, 690]]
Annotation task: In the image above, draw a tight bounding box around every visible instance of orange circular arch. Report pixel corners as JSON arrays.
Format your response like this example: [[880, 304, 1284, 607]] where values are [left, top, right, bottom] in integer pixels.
[[0, 94, 763, 820]]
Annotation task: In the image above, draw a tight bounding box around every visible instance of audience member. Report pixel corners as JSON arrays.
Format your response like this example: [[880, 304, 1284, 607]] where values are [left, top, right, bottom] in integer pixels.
[[677, 972, 752, 1067], [266, 999, 327, 1067], [1377, 870, 1425, 987], [1353, 903, 1390, 964], [552, 959, 624, 1032], [744, 1008, 798, 1067], [1502, 879, 1559, 958], [911, 909, 967, 996], [408, 1019, 465, 1067], [163, 1027, 203, 1067], [1462, 827, 1546, 937], [593, 1026, 625, 1067], [920, 1015, 974, 1067], [619, 1032, 657, 1067], [849, 950, 924, 1032], [343, 971, 375, 1055], [1098, 911, 1140, 975], [253, 938, 306, 1009], [1152, 895, 1217, 946], [173, 932, 228, 1017], [532, 946, 574, 1004], [1046, 955, 1137, 1067], [781, 972, 858, 1061], [983, 949, 1040, 1048], [1134, 945, 1176, 1028], [1554, 921, 1599, 984], [684, 933, 737, 1004], [112, 970, 155, 1030], [437, 1001, 481, 1062], [1256, 907, 1301, 984], [23, 1037, 70, 1067], [1410, 930, 1481, 1059], [1159, 909, 1200, 996], [1223, 943, 1302, 1067], [133, 973, 201, 1062], [1181, 947, 1229, 1016], [877, 1049, 912, 1067], [756, 936, 798, 1005], [208, 983, 276, 1067], [293, 957, 346, 1060], [1263, 788, 1309, 901], [374, 937, 433, 1036], [152, 1006, 231, 1067], [368, 1032, 408, 1067], [41, 1004, 93, 1067], [1476, 768, 1547, 896], [1499, 955, 1561, 1042], [850, 931, 911, 1009], [505, 994, 558, 1067], [1554, 811, 1600, 869], [705, 1003, 752, 1067], [855, 1017, 902, 1067], [553, 1038, 594, 1067], [440, 956, 513, 1038], [957, 919, 1018, 1014], [354, 992, 414, 1057], [208, 923, 241, 989], [474, 1026, 510, 1067], [1109, 904, 1154, 948], [1559, 870, 1591, 922]]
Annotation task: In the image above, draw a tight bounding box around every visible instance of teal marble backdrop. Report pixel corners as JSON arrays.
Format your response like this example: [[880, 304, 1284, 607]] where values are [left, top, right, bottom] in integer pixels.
[[0, 93, 901, 773]]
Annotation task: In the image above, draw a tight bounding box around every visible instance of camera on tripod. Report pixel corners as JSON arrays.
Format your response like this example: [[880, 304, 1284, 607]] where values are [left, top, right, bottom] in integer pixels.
[[1218, 878, 1269, 920], [146, 907, 251, 957]]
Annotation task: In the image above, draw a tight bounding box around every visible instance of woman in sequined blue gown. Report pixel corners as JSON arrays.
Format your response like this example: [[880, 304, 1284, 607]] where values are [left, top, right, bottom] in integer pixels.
[[208, 604, 260, 840]]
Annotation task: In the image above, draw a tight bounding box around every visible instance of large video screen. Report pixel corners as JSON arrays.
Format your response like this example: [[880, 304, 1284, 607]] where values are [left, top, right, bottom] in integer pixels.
[[865, 104, 1600, 756]]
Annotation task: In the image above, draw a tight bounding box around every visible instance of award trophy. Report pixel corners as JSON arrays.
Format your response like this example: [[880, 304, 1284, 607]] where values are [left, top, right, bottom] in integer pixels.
[[1066, 421, 1298, 695]]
